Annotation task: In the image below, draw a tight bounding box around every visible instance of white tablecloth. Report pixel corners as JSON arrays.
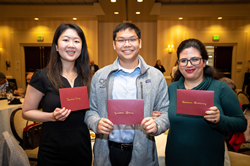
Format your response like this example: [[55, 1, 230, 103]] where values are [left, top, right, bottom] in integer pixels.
[[0, 98, 24, 136]]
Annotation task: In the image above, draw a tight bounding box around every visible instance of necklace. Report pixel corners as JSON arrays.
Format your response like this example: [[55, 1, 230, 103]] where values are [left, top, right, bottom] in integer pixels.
[[62, 67, 78, 85], [63, 74, 77, 83], [62, 72, 77, 84]]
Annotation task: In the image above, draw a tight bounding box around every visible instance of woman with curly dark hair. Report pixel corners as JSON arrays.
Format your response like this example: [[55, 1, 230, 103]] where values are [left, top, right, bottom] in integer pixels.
[[165, 38, 247, 166]]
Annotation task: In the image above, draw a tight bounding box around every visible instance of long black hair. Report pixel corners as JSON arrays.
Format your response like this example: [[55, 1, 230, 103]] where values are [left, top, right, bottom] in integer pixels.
[[47, 23, 91, 92]]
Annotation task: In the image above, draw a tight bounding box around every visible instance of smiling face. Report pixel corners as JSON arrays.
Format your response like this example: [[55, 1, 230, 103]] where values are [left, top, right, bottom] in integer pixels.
[[178, 47, 206, 82], [113, 28, 141, 69], [56, 28, 82, 63]]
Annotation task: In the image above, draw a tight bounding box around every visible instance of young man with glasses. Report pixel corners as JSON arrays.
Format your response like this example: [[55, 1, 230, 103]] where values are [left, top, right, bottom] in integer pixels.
[[85, 22, 170, 166]]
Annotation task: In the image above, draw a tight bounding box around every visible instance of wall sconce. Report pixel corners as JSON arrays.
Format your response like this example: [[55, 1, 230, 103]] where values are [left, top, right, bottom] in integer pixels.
[[168, 45, 174, 53]]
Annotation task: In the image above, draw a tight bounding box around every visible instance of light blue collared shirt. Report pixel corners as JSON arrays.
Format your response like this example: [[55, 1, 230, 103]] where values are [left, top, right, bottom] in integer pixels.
[[109, 59, 141, 143]]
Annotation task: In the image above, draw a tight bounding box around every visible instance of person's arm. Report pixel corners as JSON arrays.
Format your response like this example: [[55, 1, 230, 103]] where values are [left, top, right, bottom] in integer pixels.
[[141, 75, 170, 135], [207, 82, 247, 133], [13, 90, 24, 98], [84, 73, 113, 134], [152, 110, 161, 119], [22, 85, 71, 122]]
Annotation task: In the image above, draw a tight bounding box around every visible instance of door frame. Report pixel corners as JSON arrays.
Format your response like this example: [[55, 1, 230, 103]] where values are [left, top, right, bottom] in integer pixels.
[[20, 43, 52, 89], [204, 43, 237, 85]]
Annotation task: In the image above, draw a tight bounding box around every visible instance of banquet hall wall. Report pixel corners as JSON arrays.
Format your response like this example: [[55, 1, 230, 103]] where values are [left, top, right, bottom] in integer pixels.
[[0, 19, 250, 91]]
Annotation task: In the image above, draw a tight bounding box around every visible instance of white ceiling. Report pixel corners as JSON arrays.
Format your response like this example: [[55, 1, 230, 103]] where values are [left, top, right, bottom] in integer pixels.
[[0, 0, 250, 22]]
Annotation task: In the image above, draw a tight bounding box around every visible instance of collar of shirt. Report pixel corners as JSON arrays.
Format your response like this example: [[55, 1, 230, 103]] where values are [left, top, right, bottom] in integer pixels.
[[116, 58, 141, 74]]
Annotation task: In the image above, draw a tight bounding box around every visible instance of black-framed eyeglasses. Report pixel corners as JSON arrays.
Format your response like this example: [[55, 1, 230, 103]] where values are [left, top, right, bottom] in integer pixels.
[[115, 38, 139, 45], [177, 57, 203, 67]]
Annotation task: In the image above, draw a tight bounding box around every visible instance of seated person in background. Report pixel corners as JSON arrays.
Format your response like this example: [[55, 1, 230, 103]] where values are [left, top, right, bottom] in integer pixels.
[[14, 72, 34, 98], [219, 77, 236, 93], [25, 72, 33, 85], [90, 60, 99, 74], [219, 77, 247, 152], [170, 62, 178, 79], [154, 60, 166, 74], [0, 72, 17, 97]]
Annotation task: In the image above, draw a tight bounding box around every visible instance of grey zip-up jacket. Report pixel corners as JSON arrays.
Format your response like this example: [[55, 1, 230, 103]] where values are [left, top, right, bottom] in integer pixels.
[[85, 55, 170, 166]]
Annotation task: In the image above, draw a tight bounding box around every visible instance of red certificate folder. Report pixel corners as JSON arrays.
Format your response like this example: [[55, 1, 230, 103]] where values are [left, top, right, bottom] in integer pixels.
[[108, 99, 144, 124], [177, 89, 214, 116], [59, 86, 90, 111]]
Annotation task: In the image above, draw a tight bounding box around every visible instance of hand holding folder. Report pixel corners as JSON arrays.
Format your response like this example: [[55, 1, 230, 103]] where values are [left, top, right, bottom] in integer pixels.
[[59, 86, 90, 111], [177, 89, 214, 116], [108, 99, 144, 124]]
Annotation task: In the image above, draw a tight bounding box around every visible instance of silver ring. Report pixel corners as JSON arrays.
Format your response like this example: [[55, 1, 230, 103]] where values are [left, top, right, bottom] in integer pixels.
[[214, 119, 216, 122]]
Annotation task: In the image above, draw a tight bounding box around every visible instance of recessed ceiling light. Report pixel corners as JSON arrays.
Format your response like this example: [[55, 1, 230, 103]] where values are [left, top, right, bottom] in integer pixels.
[[73, 18, 77, 20], [111, 0, 116, 2], [136, 12, 140, 14], [34, 18, 39, 20], [114, 12, 119, 14], [218, 17, 222, 19], [137, 0, 143, 2], [179, 17, 183, 20]]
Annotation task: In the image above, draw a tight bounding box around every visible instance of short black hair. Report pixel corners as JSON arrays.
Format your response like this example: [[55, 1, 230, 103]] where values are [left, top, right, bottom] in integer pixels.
[[0, 72, 6, 79], [113, 22, 141, 40]]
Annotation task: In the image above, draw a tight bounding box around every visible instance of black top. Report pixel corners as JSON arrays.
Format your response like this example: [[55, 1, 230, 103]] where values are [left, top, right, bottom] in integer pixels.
[[154, 65, 166, 73], [90, 64, 99, 72], [30, 69, 92, 166]]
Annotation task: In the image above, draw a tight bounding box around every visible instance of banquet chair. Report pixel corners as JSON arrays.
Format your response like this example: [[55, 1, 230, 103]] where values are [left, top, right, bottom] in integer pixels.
[[7, 78, 17, 89], [10, 108, 39, 161], [237, 92, 250, 110], [0, 131, 30, 166]]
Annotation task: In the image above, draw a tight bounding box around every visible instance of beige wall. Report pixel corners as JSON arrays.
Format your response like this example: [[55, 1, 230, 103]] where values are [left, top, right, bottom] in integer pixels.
[[157, 19, 250, 89], [0, 20, 98, 90], [1, 19, 250, 90]]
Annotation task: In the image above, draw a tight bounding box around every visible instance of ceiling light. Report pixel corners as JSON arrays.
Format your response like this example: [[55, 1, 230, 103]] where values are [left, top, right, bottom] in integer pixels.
[[34, 18, 39, 20], [111, 0, 116, 2], [179, 17, 183, 20], [73, 18, 77, 20], [136, 12, 140, 14], [218, 17, 222, 20], [114, 12, 119, 14], [137, 0, 143, 2]]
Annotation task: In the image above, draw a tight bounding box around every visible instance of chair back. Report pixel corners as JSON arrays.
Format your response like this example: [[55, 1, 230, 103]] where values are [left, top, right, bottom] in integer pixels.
[[0, 131, 30, 166], [9, 108, 39, 161], [10, 108, 33, 147], [7, 78, 17, 89], [237, 92, 250, 106]]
